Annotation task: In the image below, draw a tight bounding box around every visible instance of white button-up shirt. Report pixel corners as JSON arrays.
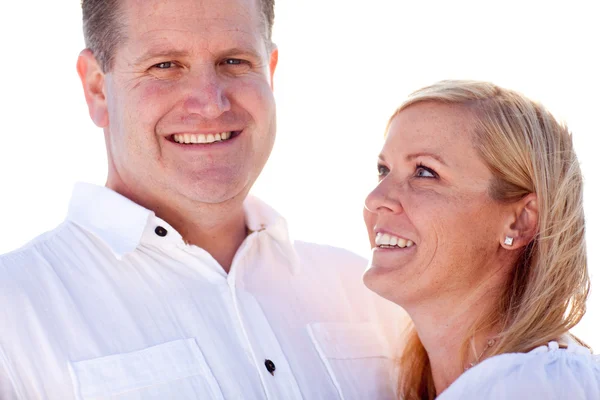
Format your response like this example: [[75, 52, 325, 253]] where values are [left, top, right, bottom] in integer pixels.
[[0, 183, 400, 400], [438, 341, 600, 399]]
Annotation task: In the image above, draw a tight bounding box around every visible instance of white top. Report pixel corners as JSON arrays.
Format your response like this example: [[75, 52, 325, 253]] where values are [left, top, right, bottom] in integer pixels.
[[0, 183, 401, 400], [439, 341, 600, 399]]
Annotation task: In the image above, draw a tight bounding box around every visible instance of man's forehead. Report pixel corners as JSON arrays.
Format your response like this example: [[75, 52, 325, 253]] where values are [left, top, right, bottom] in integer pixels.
[[124, 30, 264, 63], [116, 0, 266, 58], [133, 27, 260, 46], [122, 0, 261, 28]]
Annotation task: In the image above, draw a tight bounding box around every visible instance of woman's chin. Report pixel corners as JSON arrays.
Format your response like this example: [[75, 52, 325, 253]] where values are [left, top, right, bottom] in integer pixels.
[[363, 261, 406, 304]]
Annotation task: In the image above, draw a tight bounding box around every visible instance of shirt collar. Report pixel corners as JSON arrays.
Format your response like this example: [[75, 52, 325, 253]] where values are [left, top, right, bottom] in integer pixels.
[[66, 183, 300, 273], [244, 195, 301, 275], [67, 183, 156, 259]]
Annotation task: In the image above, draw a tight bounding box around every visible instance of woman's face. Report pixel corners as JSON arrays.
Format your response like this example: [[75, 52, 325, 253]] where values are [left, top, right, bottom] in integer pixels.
[[363, 102, 511, 308]]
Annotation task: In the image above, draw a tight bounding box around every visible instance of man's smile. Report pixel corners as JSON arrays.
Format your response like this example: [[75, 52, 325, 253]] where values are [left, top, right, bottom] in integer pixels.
[[169, 131, 241, 144]]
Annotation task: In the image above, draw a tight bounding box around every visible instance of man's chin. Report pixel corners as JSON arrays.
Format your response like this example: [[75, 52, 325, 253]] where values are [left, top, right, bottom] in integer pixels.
[[171, 178, 252, 206]]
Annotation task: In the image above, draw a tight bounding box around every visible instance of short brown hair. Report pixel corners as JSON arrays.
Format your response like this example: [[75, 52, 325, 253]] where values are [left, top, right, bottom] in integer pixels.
[[81, 0, 275, 72]]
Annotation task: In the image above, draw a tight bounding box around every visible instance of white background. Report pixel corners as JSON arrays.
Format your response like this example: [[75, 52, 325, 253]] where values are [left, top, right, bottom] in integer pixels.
[[0, 1, 598, 348]]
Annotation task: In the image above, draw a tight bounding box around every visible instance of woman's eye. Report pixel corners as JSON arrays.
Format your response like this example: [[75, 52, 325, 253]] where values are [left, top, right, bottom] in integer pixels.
[[415, 165, 437, 178], [377, 164, 389, 177]]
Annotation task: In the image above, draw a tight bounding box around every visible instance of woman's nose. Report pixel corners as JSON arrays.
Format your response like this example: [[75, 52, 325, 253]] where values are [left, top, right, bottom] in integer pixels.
[[364, 180, 403, 214]]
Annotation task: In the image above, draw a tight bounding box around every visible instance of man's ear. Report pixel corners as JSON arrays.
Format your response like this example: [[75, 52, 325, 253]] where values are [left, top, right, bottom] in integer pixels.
[[500, 193, 539, 250], [268, 44, 278, 90], [76, 49, 109, 128]]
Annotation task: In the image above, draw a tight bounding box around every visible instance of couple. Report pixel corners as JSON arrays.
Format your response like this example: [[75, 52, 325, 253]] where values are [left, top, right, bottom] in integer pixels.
[[0, 0, 598, 399]]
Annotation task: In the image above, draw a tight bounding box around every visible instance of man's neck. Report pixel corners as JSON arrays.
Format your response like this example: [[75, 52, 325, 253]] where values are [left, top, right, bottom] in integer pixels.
[[108, 181, 248, 273], [168, 207, 248, 273]]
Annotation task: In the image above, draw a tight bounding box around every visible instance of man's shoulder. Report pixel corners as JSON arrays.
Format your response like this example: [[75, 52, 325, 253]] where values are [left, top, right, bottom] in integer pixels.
[[290, 240, 373, 290], [0, 223, 70, 278], [293, 240, 367, 270]]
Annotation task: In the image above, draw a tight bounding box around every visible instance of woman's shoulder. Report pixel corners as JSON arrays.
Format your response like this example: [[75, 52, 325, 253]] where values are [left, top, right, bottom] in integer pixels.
[[439, 341, 600, 400]]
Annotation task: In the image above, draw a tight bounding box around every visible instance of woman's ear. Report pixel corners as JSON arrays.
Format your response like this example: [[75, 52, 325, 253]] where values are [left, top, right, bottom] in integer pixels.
[[501, 193, 538, 250]]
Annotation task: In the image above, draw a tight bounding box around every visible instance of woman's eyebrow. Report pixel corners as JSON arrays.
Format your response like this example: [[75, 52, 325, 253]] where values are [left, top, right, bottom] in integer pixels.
[[406, 152, 447, 166]]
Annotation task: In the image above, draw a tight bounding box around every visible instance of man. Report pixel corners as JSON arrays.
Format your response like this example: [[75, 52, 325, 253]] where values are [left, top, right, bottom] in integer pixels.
[[0, 0, 399, 398]]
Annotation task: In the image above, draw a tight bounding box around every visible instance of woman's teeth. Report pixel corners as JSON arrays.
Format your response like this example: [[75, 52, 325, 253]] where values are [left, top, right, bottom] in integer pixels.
[[375, 232, 414, 248]]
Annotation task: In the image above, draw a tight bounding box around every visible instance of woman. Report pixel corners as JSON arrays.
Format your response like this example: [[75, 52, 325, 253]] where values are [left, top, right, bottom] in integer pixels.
[[363, 80, 600, 399]]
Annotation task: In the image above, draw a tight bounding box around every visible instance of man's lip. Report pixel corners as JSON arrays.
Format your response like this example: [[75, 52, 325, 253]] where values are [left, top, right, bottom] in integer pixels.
[[164, 129, 244, 136], [163, 130, 243, 138], [164, 130, 243, 144]]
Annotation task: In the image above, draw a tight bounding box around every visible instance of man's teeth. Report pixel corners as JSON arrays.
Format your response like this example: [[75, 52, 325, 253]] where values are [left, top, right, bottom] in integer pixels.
[[172, 132, 233, 144], [375, 232, 414, 248]]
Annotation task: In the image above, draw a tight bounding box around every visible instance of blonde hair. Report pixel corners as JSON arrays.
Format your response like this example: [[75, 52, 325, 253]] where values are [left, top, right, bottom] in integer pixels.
[[390, 80, 590, 399]]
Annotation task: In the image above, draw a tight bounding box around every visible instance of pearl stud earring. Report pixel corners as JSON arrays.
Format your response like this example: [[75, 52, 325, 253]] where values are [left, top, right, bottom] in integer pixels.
[[504, 236, 514, 246]]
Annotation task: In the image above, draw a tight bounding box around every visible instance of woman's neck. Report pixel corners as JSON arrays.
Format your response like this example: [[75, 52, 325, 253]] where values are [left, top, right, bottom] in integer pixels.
[[408, 278, 505, 395]]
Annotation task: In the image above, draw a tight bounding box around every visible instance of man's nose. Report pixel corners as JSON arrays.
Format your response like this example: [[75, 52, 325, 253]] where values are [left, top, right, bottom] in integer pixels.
[[364, 180, 403, 215], [183, 69, 231, 119]]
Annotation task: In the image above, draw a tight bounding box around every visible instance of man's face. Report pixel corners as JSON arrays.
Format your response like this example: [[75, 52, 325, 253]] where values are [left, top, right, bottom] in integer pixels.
[[98, 0, 277, 205]]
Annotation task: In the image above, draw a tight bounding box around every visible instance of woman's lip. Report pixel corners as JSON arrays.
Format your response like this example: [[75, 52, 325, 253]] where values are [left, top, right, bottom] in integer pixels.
[[371, 248, 417, 268], [374, 228, 412, 238], [372, 245, 416, 252], [372, 244, 416, 250], [373, 230, 417, 247]]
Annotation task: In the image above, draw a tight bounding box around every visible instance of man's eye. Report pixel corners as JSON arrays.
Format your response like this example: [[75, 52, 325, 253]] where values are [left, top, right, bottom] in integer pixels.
[[222, 59, 253, 70], [153, 62, 175, 69], [415, 164, 437, 178], [224, 59, 245, 65]]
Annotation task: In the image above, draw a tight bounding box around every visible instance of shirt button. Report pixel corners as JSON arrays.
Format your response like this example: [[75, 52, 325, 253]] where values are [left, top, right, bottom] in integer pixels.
[[264, 359, 276, 376], [154, 226, 168, 237]]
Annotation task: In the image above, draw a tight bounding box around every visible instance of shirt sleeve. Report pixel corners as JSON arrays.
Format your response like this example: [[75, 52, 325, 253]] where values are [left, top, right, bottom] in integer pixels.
[[441, 345, 600, 400], [0, 347, 20, 400]]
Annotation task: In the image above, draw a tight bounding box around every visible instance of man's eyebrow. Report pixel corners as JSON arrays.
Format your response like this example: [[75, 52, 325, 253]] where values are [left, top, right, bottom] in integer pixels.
[[131, 47, 264, 66], [132, 49, 189, 65], [218, 47, 264, 60], [406, 152, 447, 166]]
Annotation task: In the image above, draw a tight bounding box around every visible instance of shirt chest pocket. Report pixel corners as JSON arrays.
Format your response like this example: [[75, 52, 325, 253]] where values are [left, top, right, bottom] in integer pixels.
[[307, 322, 396, 400], [68, 339, 224, 400]]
